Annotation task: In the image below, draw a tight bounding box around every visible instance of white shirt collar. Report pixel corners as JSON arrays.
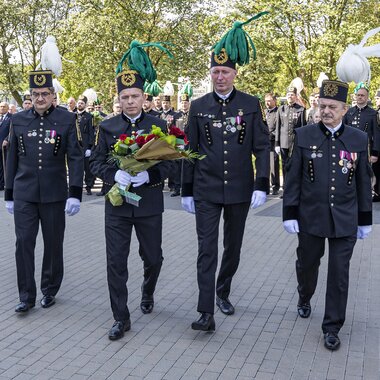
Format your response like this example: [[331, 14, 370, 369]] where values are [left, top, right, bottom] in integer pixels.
[[124, 112, 141, 122], [326, 122, 342, 134], [215, 89, 233, 100]]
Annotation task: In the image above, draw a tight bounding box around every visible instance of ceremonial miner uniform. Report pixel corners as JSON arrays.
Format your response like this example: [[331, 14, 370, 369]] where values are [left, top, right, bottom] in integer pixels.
[[5, 71, 83, 309], [283, 80, 372, 350]]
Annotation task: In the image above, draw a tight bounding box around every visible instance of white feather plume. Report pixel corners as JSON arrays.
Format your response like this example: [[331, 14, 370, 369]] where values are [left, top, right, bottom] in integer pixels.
[[53, 78, 64, 93], [38, 36, 62, 77], [163, 81, 175, 96], [83, 88, 98, 104], [290, 77, 304, 94], [316, 72, 329, 88], [336, 27, 380, 84]]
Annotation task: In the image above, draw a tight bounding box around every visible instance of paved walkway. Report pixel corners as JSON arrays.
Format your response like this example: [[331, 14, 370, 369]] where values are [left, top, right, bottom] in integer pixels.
[[0, 187, 379, 380]]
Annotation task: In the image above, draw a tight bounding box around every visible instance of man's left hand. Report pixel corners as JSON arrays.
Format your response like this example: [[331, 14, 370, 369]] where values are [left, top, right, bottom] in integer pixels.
[[131, 171, 150, 187], [357, 225, 372, 239], [250, 190, 266, 209], [65, 198, 80, 216]]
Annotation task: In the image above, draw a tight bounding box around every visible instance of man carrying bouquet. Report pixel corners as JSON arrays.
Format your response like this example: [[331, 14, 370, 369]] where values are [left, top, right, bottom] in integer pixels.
[[90, 41, 174, 341]]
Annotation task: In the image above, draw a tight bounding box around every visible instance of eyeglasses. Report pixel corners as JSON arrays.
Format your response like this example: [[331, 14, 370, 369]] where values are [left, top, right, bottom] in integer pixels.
[[31, 92, 52, 99]]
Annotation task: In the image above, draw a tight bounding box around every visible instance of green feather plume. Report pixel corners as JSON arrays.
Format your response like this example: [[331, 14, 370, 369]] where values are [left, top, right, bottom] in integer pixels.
[[181, 81, 193, 98], [213, 11, 269, 66], [144, 80, 163, 97], [116, 40, 174, 83]]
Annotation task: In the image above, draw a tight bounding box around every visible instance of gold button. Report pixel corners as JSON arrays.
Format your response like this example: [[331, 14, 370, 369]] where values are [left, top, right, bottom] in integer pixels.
[[331, 195, 334, 198], [224, 161, 228, 164], [39, 147, 42, 150], [332, 162, 336, 166], [40, 123, 43, 126], [332, 170, 336, 173], [331, 203, 334, 207], [332, 138, 335, 141], [332, 178, 335, 181], [332, 146, 335, 149], [39, 128, 43, 131], [332, 154, 336, 158], [38, 166, 42, 170], [38, 159, 42, 163], [39, 134, 42, 137], [39, 153, 42, 156], [222, 112, 226, 115], [223, 131, 227, 135], [223, 122, 227, 125]]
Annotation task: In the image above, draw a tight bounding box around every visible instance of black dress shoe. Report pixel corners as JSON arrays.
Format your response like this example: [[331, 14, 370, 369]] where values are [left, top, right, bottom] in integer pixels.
[[86, 188, 92, 195], [191, 313, 215, 332], [40, 295, 56, 308], [15, 301, 35, 313], [297, 300, 311, 318], [324, 332, 340, 350], [216, 296, 235, 315], [108, 319, 131, 340], [96, 191, 105, 196], [170, 190, 180, 197], [372, 196, 380, 202], [272, 189, 279, 195], [140, 294, 154, 314]]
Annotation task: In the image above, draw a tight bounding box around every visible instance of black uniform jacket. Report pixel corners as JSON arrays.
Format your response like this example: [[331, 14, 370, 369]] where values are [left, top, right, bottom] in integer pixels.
[[5, 106, 84, 202], [275, 103, 305, 149], [182, 88, 270, 204], [90, 112, 173, 217], [77, 111, 94, 149], [343, 105, 379, 155], [283, 123, 372, 238], [265, 107, 278, 141]]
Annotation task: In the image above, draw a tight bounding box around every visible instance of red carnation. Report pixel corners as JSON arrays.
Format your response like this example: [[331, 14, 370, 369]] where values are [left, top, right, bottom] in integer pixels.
[[119, 134, 127, 141], [169, 126, 185, 138], [135, 135, 146, 147], [145, 134, 156, 143]]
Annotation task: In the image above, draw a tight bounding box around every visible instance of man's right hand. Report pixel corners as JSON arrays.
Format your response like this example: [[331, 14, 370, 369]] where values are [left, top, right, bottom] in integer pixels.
[[181, 196, 195, 214], [114, 170, 132, 187], [5, 201, 14, 215], [283, 219, 299, 234], [274, 146, 281, 155]]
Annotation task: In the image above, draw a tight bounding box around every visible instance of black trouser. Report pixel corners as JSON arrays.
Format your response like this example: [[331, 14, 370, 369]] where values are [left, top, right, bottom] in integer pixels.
[[0, 153, 4, 189], [84, 157, 95, 189], [296, 232, 356, 334], [168, 161, 181, 192], [105, 213, 163, 322], [270, 140, 280, 191], [194, 200, 250, 314], [280, 148, 290, 186], [14, 200, 66, 303], [372, 160, 380, 196]]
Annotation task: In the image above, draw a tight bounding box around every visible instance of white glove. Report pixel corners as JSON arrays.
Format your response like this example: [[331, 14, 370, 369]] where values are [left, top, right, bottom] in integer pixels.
[[357, 225, 371, 239], [283, 219, 299, 234], [65, 198, 80, 216], [274, 146, 281, 155], [250, 190, 266, 209], [5, 201, 14, 215], [85, 149, 91, 157], [115, 170, 132, 186], [181, 196, 195, 214], [130, 171, 149, 187]]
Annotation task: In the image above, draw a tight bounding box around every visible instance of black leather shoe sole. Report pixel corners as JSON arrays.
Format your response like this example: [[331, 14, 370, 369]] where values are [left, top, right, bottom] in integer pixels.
[[191, 314, 215, 332], [216, 296, 235, 315], [140, 302, 154, 314], [40, 296, 56, 308], [15, 302, 35, 313]]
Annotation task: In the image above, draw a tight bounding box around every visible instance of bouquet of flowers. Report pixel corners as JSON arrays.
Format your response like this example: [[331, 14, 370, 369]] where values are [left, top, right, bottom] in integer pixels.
[[107, 125, 204, 206]]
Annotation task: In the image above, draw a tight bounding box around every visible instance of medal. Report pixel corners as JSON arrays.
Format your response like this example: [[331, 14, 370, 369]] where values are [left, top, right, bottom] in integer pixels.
[[32, 131, 37, 137], [338, 159, 344, 166], [347, 162, 352, 169], [342, 167, 348, 174], [226, 125, 231, 131], [231, 127, 236, 133], [237, 125, 242, 130], [44, 130, 50, 144], [311, 152, 316, 159], [317, 152, 323, 158], [50, 130, 57, 144]]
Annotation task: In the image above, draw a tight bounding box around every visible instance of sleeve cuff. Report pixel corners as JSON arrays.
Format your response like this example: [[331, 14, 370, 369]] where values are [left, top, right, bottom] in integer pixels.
[[69, 186, 83, 201], [4, 189, 13, 201], [254, 177, 270, 192], [283, 206, 299, 221], [147, 166, 162, 186], [358, 211, 372, 226], [181, 183, 193, 197]]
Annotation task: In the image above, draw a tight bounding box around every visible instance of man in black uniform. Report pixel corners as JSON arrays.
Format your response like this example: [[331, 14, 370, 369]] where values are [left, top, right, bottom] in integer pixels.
[[275, 86, 306, 183], [4, 69, 83, 313], [343, 83, 379, 200], [264, 93, 280, 195], [76, 95, 95, 195], [283, 79, 372, 350], [153, 95, 163, 114], [0, 102, 11, 190], [373, 89, 380, 201], [143, 94, 161, 117], [181, 17, 270, 332], [90, 42, 173, 340], [22, 94, 33, 111]]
